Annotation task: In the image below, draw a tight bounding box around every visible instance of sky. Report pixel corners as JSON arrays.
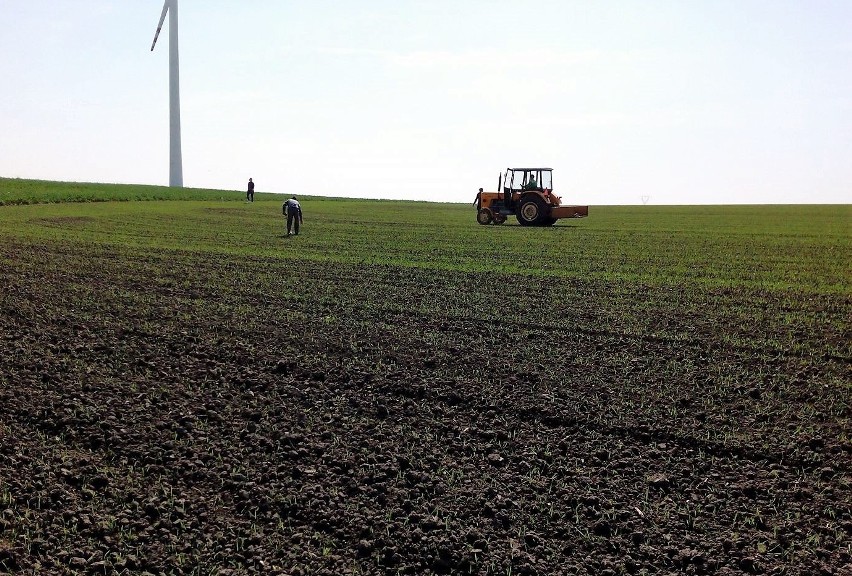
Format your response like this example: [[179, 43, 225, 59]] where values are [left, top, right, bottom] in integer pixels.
[[1, 1, 850, 205]]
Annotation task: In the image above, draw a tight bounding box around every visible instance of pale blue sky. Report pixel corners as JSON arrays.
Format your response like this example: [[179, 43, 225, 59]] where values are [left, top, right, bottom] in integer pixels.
[[1, 1, 850, 204]]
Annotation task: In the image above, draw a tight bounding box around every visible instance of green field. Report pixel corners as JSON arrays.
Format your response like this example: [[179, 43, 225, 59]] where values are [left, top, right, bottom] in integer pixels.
[[1, 178, 850, 574], [1, 178, 848, 294]]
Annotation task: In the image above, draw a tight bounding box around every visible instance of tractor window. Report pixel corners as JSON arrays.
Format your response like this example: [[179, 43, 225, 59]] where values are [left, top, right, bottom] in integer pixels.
[[526, 171, 553, 190], [526, 172, 539, 189], [508, 171, 525, 191], [506, 170, 553, 191]]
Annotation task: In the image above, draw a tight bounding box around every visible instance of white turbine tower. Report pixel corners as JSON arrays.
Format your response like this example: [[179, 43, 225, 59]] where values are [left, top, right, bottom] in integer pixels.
[[150, 0, 183, 187]]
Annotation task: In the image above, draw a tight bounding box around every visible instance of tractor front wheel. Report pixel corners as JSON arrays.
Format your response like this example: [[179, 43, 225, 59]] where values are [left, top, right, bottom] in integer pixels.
[[517, 197, 547, 226], [476, 208, 494, 225], [493, 213, 507, 225]]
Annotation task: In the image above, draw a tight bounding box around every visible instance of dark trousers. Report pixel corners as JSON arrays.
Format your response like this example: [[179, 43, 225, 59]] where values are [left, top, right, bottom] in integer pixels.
[[287, 212, 300, 235], [247, 191, 254, 202]]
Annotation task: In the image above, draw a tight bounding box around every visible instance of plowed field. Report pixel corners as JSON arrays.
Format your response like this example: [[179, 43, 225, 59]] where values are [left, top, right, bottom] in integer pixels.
[[0, 193, 849, 575]]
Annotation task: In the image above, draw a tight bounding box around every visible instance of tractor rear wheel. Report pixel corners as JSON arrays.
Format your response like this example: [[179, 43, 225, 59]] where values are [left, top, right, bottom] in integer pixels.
[[517, 197, 547, 226], [476, 208, 493, 225]]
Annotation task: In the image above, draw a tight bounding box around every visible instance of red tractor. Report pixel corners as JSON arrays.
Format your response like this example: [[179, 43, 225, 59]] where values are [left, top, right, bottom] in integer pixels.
[[474, 168, 588, 226]]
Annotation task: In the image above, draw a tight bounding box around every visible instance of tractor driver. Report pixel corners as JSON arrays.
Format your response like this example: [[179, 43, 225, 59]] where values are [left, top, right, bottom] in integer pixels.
[[525, 174, 538, 190]]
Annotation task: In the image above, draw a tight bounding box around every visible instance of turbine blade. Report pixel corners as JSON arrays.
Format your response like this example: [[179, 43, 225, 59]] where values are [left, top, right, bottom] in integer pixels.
[[150, 1, 169, 51]]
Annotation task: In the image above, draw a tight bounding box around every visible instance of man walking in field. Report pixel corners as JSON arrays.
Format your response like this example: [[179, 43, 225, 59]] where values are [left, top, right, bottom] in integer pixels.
[[283, 196, 303, 236], [246, 178, 255, 202]]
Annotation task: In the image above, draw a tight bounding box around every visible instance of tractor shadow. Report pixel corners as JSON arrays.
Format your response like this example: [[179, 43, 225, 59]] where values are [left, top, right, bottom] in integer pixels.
[[495, 224, 583, 230]]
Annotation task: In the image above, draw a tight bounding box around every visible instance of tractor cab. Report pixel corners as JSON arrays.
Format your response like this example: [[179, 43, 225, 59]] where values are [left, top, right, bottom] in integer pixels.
[[474, 167, 588, 226], [503, 168, 553, 202]]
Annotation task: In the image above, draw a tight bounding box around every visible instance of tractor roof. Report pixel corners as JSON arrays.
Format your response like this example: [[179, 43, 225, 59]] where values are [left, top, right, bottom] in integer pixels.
[[509, 167, 553, 171]]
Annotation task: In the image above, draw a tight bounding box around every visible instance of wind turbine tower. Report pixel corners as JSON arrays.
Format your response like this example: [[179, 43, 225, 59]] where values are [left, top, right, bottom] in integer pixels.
[[151, 0, 183, 187]]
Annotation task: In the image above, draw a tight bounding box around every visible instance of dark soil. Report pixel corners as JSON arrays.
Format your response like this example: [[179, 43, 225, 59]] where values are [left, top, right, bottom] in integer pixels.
[[0, 240, 849, 575]]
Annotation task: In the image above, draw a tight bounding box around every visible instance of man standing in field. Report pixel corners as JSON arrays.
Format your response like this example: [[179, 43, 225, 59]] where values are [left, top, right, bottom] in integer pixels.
[[473, 187, 483, 210], [283, 196, 303, 236], [246, 178, 255, 202]]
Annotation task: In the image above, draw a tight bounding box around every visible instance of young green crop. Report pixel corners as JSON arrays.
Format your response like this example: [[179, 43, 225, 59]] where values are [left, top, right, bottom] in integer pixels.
[[0, 178, 848, 295], [0, 177, 346, 206]]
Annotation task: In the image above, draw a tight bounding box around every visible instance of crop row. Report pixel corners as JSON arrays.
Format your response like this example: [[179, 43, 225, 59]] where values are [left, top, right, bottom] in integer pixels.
[[1, 237, 849, 574]]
